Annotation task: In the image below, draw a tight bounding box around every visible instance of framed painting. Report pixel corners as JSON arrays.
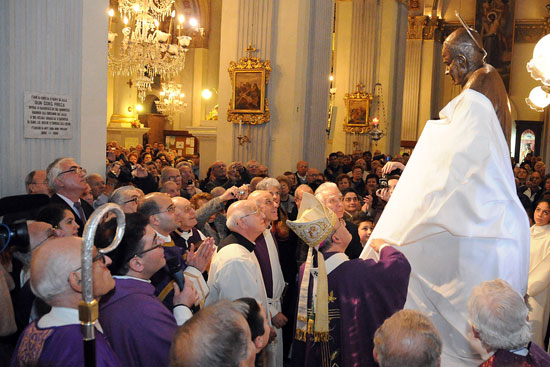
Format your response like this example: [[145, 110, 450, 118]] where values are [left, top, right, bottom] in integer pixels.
[[475, 0, 516, 91], [228, 55, 271, 125], [343, 90, 373, 134]]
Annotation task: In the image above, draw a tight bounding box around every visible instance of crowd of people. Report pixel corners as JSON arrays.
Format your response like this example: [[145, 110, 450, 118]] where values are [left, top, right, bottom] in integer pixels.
[[1, 140, 550, 367]]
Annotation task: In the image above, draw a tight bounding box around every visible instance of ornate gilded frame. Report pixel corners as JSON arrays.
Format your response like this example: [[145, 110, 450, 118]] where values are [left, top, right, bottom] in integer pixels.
[[227, 56, 271, 125], [343, 89, 373, 134]]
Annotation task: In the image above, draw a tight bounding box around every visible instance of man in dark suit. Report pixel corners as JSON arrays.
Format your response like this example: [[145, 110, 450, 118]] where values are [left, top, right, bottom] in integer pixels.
[[46, 157, 94, 236]]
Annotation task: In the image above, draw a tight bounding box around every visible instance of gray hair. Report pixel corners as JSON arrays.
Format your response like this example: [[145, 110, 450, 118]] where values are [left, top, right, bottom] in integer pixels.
[[226, 200, 254, 232], [46, 157, 72, 191], [30, 238, 80, 303], [468, 279, 531, 350], [374, 309, 442, 367], [160, 167, 180, 185], [170, 300, 250, 367], [256, 177, 280, 191], [24, 171, 37, 194], [109, 185, 137, 206], [314, 182, 339, 203]]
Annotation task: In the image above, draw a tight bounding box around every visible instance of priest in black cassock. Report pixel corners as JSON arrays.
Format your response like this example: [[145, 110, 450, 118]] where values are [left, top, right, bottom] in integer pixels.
[[286, 193, 411, 367]]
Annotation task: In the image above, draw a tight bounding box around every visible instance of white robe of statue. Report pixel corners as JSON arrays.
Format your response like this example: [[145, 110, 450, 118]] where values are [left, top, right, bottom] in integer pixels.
[[528, 224, 550, 348], [361, 88, 530, 367]]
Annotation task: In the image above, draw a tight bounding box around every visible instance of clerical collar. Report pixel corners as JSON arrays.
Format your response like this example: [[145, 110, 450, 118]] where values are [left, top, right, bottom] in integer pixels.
[[113, 275, 151, 284], [155, 231, 172, 243], [509, 343, 529, 356], [38, 306, 104, 333], [177, 228, 193, 240], [226, 231, 256, 253]]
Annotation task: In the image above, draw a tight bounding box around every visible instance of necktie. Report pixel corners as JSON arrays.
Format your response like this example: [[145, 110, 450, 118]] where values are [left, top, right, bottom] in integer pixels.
[[73, 201, 86, 222]]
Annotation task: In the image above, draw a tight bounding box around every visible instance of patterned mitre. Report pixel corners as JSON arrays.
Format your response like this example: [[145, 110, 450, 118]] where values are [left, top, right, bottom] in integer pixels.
[[286, 192, 338, 249], [286, 192, 338, 343]]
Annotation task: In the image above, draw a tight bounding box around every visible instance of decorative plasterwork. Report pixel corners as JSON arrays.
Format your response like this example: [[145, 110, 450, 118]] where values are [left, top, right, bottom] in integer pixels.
[[443, 18, 550, 44], [407, 15, 443, 41], [515, 18, 550, 43], [408, 16, 427, 39]]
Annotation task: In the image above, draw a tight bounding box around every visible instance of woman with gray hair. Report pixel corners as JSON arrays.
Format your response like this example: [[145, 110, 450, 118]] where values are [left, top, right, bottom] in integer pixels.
[[108, 186, 142, 213], [468, 279, 550, 365]]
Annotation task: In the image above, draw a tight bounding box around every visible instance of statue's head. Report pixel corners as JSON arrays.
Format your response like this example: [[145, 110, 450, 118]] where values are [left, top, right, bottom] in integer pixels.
[[442, 28, 486, 87]]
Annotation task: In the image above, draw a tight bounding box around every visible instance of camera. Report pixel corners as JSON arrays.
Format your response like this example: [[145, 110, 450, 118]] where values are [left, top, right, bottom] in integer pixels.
[[379, 175, 388, 189], [0, 220, 30, 253], [0, 194, 50, 254]]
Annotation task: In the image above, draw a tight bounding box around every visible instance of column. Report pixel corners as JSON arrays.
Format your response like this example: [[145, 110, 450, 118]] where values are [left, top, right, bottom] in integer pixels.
[[0, 0, 108, 197], [217, 0, 333, 173]]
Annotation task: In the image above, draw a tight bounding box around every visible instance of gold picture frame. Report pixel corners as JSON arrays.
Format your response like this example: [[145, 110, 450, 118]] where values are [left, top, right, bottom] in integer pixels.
[[343, 89, 373, 134], [228, 55, 271, 125]]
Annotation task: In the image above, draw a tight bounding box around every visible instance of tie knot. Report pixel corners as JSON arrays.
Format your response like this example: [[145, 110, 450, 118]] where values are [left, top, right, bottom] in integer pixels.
[[73, 201, 82, 208]]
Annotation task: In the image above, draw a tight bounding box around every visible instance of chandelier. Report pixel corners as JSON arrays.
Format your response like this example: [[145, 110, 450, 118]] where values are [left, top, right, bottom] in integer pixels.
[[154, 82, 187, 115], [108, 0, 201, 101]]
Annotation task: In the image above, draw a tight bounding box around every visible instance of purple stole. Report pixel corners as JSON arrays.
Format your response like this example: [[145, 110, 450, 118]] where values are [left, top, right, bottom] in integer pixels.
[[11, 321, 120, 367], [479, 343, 550, 367], [254, 234, 274, 298]]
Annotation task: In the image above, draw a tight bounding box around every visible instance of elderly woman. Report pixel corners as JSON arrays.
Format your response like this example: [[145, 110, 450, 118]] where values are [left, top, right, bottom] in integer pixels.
[[277, 175, 296, 215], [108, 186, 142, 213]]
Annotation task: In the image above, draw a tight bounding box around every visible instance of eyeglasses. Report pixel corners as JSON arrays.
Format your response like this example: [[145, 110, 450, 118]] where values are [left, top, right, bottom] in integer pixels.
[[73, 252, 106, 273], [33, 227, 56, 250], [32, 181, 49, 185], [123, 197, 138, 205], [168, 175, 180, 182], [153, 204, 175, 215], [240, 210, 259, 220], [57, 166, 87, 177], [127, 235, 164, 262]]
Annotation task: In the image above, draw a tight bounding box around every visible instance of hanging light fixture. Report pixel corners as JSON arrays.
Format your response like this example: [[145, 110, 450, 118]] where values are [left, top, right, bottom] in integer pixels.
[[526, 33, 550, 111], [107, 1, 202, 101], [368, 83, 386, 142], [154, 81, 187, 116]]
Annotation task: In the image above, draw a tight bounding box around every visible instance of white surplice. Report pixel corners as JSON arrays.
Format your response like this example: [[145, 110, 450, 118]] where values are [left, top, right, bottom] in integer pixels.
[[528, 224, 550, 348], [360, 89, 530, 367]]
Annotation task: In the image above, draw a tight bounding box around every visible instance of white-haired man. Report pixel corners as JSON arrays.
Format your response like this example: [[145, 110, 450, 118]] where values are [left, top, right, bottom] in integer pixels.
[[315, 182, 363, 258], [11, 237, 120, 366], [47, 157, 94, 236], [249, 189, 286, 367], [206, 200, 274, 353], [373, 310, 442, 367], [469, 279, 550, 366]]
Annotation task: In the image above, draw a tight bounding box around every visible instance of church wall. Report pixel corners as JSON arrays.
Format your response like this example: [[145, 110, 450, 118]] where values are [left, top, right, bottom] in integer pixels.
[[0, 0, 108, 197], [329, 1, 353, 155]]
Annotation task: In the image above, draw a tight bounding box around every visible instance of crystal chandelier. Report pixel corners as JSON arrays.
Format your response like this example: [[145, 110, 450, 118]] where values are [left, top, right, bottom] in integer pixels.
[[154, 82, 187, 115], [108, 0, 201, 101]]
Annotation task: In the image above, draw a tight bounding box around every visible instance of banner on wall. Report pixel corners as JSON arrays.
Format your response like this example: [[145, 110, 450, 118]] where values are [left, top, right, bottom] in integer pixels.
[[24, 92, 73, 139]]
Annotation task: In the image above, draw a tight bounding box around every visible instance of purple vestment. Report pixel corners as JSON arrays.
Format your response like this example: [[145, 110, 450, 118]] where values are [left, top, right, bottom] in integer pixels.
[[479, 342, 550, 367], [99, 277, 178, 367], [291, 247, 411, 367], [11, 321, 120, 367], [255, 234, 274, 297]]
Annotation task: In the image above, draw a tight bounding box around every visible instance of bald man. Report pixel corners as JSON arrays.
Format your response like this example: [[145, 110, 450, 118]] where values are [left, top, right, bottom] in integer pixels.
[[12, 237, 120, 366], [206, 200, 271, 340]]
